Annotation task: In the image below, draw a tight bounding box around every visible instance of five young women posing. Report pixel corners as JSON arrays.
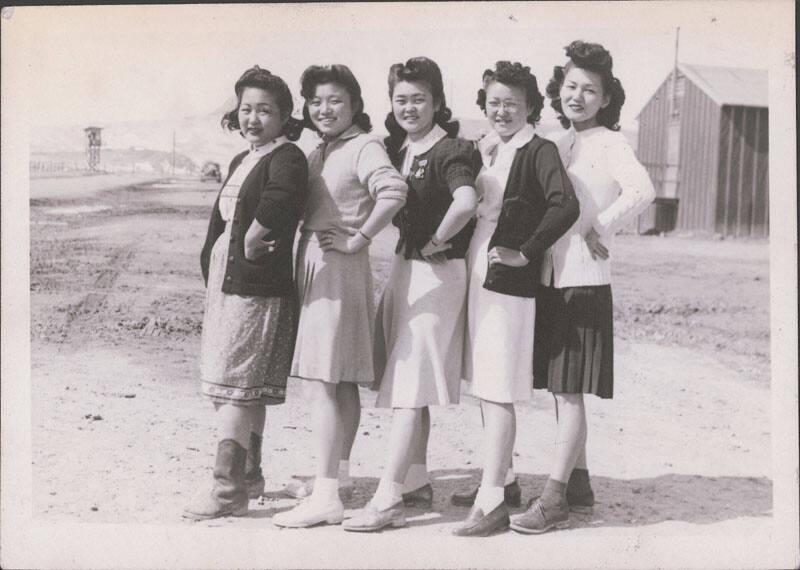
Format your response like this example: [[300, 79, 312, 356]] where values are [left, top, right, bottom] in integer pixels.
[[190, 40, 655, 537]]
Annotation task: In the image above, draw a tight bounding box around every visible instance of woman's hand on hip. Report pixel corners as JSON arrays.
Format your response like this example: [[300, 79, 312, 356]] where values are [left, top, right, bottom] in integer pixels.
[[244, 237, 276, 261], [244, 220, 275, 261], [319, 228, 368, 254], [420, 239, 451, 264], [488, 246, 529, 267], [584, 227, 609, 260]]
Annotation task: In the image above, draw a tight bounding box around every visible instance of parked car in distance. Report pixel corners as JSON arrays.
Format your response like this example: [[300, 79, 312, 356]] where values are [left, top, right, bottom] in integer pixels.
[[200, 161, 222, 183]]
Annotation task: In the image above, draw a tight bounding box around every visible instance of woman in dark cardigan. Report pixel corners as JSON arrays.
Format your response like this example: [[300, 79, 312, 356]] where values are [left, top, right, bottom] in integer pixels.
[[183, 66, 308, 520], [343, 57, 479, 532], [453, 61, 579, 537]]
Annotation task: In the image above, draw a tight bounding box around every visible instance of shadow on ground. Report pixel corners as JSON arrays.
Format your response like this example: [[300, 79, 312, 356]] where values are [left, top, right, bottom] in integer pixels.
[[260, 468, 771, 530]]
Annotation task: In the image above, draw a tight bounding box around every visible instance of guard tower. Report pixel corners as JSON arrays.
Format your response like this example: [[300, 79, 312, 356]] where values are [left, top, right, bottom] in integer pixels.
[[84, 126, 103, 171]]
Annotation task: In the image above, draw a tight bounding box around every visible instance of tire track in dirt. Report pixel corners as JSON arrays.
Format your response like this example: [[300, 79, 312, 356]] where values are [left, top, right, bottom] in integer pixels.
[[58, 244, 136, 342]]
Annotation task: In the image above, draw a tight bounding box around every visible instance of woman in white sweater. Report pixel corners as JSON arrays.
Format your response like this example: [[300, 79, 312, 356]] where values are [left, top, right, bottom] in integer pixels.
[[510, 40, 655, 534]]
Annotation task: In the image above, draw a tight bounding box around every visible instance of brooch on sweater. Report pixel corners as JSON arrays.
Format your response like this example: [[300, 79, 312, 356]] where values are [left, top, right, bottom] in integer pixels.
[[413, 159, 428, 180]]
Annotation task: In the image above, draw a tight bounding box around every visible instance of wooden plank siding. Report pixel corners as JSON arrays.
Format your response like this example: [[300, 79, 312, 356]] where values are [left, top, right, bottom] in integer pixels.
[[716, 106, 769, 236], [751, 108, 769, 237], [636, 76, 672, 196], [676, 79, 721, 233]]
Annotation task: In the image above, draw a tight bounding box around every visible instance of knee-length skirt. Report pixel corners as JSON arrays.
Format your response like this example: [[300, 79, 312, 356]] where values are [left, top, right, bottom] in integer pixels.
[[290, 232, 376, 385], [533, 284, 614, 398], [373, 254, 467, 408], [199, 226, 296, 406], [463, 219, 535, 404]]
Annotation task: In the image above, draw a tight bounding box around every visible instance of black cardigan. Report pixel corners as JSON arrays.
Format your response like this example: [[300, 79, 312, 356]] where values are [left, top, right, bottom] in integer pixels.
[[387, 136, 479, 260], [483, 135, 579, 298], [200, 143, 309, 297]]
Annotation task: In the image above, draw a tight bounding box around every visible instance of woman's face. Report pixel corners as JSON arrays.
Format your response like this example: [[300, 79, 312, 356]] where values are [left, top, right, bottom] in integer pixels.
[[392, 80, 438, 140], [238, 87, 287, 146], [484, 81, 531, 142], [307, 82, 356, 138], [559, 66, 610, 131]]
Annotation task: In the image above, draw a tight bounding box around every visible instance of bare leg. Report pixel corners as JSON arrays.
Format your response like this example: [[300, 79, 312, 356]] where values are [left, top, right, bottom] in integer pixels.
[[477, 404, 513, 477], [383, 408, 423, 484], [550, 393, 587, 483], [574, 442, 588, 470], [338, 382, 361, 461], [479, 400, 516, 488], [305, 380, 343, 479], [410, 406, 430, 466], [214, 402, 252, 448], [250, 404, 266, 438]]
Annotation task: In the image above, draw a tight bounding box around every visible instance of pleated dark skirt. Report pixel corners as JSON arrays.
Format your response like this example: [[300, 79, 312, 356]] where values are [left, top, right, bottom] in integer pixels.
[[533, 285, 614, 399]]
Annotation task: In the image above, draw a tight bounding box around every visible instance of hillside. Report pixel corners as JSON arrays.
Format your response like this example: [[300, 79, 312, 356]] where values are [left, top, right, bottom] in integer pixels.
[[31, 107, 637, 175]]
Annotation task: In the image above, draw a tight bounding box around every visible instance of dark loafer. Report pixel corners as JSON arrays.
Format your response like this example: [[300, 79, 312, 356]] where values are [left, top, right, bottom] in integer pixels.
[[402, 483, 433, 508], [451, 479, 521, 508], [510, 499, 570, 534], [452, 503, 510, 537]]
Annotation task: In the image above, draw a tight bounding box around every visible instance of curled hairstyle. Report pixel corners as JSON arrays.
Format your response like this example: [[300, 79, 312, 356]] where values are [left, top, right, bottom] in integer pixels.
[[299, 64, 372, 134], [476, 61, 545, 125], [221, 65, 303, 141], [384, 57, 460, 156], [546, 40, 626, 131]]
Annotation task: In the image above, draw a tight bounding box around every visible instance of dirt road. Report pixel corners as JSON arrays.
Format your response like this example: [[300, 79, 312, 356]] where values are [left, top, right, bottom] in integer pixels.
[[28, 177, 772, 562]]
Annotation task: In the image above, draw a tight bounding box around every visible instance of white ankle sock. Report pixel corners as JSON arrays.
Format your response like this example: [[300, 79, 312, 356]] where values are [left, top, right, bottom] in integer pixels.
[[504, 468, 516, 486], [403, 463, 430, 492], [474, 485, 504, 513], [338, 460, 352, 486], [371, 478, 404, 510], [311, 477, 340, 504]]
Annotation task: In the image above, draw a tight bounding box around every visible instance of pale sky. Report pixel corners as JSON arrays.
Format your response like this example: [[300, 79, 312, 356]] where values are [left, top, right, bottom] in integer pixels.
[[7, 2, 782, 129]]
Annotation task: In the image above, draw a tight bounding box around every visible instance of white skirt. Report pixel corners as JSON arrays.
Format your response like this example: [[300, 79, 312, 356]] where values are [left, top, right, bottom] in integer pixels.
[[290, 232, 375, 385], [463, 219, 535, 403], [374, 254, 467, 408]]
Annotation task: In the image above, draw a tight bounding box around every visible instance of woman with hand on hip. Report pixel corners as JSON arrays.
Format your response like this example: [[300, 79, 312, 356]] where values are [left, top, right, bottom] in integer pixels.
[[272, 64, 408, 528], [510, 41, 655, 535], [343, 57, 478, 532], [183, 66, 308, 520], [454, 61, 579, 537]]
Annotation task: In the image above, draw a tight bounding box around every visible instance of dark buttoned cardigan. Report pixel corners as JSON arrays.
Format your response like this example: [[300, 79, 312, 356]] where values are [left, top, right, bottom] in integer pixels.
[[484, 135, 579, 298], [200, 143, 309, 297]]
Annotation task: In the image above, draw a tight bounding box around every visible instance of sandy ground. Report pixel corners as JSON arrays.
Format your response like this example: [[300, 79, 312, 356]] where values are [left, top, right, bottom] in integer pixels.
[[29, 177, 772, 551]]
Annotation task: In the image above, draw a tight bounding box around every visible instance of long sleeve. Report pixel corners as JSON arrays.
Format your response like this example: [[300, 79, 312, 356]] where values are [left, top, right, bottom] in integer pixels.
[[593, 137, 656, 237], [519, 142, 580, 261], [253, 145, 309, 231], [356, 139, 408, 203]]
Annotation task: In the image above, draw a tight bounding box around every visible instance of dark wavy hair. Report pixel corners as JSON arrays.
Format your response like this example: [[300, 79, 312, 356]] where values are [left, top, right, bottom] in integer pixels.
[[476, 61, 545, 125], [546, 40, 626, 131], [299, 64, 372, 134], [221, 66, 303, 141], [384, 57, 459, 157]]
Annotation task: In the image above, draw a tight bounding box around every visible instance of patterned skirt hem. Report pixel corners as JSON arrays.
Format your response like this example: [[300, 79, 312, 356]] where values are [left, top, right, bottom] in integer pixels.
[[200, 382, 286, 406]]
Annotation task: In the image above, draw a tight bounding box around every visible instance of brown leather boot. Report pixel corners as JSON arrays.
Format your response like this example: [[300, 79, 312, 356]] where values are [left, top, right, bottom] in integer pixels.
[[244, 432, 265, 499], [183, 439, 248, 520]]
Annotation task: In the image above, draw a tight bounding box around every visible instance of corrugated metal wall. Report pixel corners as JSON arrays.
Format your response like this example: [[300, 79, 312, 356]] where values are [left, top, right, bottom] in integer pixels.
[[715, 106, 769, 237], [636, 76, 672, 196], [676, 79, 721, 233]]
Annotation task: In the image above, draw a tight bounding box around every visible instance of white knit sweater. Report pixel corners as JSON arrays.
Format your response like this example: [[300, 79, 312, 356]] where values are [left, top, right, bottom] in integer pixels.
[[541, 126, 655, 288]]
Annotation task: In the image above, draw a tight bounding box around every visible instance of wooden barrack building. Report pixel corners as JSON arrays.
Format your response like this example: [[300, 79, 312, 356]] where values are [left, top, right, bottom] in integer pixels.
[[636, 64, 768, 237]]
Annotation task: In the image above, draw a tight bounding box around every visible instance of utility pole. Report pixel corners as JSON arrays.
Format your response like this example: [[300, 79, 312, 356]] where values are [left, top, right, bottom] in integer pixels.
[[669, 27, 681, 117], [172, 130, 176, 176]]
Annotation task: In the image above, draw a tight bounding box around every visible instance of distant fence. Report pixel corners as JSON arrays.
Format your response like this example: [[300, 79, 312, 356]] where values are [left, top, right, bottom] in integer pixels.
[[30, 161, 84, 175], [30, 161, 196, 178]]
